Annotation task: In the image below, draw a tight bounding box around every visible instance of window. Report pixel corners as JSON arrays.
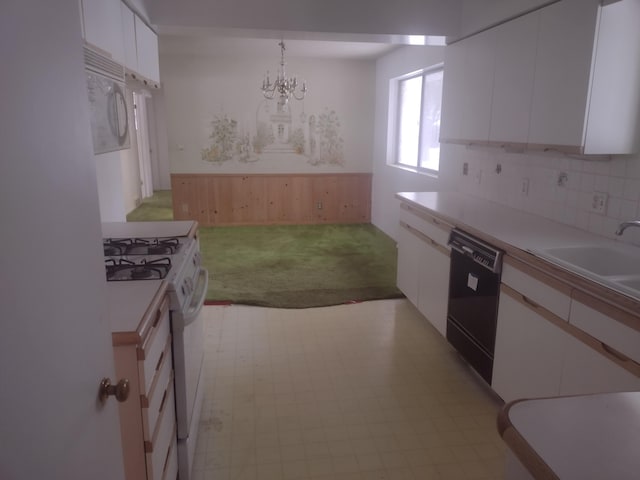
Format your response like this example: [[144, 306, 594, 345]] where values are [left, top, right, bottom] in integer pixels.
[[391, 66, 443, 175]]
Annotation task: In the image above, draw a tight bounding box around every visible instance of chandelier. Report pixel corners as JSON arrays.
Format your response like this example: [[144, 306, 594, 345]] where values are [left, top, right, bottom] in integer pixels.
[[261, 41, 307, 108]]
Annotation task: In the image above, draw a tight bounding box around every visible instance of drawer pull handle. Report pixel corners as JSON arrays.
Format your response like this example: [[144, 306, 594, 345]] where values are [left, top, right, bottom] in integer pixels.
[[521, 295, 540, 310], [155, 350, 165, 372], [158, 387, 168, 413], [601, 343, 630, 363], [152, 310, 162, 328]]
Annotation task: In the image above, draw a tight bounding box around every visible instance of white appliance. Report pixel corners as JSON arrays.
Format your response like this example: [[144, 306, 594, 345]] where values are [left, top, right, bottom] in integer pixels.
[[102, 228, 207, 479], [84, 45, 130, 154], [166, 239, 208, 480]]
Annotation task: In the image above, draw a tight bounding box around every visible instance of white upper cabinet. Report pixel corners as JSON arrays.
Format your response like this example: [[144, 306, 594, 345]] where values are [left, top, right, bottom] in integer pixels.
[[488, 12, 538, 146], [583, 0, 640, 154], [135, 16, 160, 84], [442, 0, 640, 155], [439, 41, 466, 142], [121, 3, 138, 73], [528, 0, 599, 152], [440, 29, 497, 143], [80, 0, 124, 64]]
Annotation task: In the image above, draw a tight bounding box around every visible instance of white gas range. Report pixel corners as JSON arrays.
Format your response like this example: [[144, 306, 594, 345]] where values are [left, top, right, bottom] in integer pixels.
[[102, 221, 206, 480]]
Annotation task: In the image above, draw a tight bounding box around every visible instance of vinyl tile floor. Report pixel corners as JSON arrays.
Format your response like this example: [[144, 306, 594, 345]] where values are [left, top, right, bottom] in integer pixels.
[[192, 299, 506, 480]]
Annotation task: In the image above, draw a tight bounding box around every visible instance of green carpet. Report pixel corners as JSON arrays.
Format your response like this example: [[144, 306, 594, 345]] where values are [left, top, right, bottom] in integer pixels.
[[127, 191, 403, 308], [126, 191, 174, 222]]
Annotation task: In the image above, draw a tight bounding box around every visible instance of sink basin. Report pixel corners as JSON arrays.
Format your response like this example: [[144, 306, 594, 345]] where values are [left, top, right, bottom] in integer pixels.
[[615, 277, 640, 291], [540, 246, 640, 277]]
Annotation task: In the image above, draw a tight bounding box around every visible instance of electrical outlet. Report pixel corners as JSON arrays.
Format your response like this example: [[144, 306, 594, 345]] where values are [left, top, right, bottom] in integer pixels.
[[557, 172, 569, 187], [317, 201, 323, 210], [181, 203, 189, 213], [591, 191, 608, 214], [521, 178, 529, 196]]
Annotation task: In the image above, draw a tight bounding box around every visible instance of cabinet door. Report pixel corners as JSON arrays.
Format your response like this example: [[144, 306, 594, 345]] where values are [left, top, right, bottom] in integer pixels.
[[440, 28, 496, 143], [417, 242, 450, 337], [489, 12, 538, 145], [528, 0, 599, 149], [440, 40, 466, 142], [583, 0, 640, 154], [459, 28, 497, 143], [559, 334, 640, 395], [396, 225, 421, 306], [121, 2, 138, 72], [135, 16, 160, 83], [492, 288, 566, 403], [80, 0, 124, 63]]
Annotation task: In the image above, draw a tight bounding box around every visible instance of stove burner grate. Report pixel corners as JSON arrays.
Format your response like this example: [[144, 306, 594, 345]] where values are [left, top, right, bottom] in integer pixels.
[[105, 257, 172, 281], [103, 237, 181, 256]]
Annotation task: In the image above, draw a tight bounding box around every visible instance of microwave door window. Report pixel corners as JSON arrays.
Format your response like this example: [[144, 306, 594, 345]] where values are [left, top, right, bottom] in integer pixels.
[[108, 83, 128, 146], [86, 72, 130, 154]]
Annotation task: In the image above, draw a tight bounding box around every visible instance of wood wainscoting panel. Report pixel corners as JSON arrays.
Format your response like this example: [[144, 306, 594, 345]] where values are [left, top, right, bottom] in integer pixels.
[[171, 173, 372, 226]]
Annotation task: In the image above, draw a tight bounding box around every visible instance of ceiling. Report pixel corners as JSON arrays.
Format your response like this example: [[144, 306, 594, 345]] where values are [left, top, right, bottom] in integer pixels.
[[148, 0, 460, 59], [159, 29, 447, 59]]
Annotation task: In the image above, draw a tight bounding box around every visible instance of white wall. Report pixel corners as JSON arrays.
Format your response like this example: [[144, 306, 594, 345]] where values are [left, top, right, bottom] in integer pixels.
[[160, 51, 376, 174], [443, 145, 640, 246], [371, 45, 446, 238], [1, 0, 124, 476], [151, 88, 172, 189], [95, 151, 128, 221]]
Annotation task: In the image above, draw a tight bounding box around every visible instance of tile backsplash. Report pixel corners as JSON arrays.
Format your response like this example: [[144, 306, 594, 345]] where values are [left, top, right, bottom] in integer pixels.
[[440, 144, 640, 246]]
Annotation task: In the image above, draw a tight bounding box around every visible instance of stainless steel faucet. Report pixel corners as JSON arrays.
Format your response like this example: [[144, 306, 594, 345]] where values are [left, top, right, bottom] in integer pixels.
[[615, 220, 640, 236]]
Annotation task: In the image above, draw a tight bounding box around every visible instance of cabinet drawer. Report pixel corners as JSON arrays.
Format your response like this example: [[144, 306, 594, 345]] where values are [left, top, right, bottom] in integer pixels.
[[146, 381, 176, 480], [502, 257, 571, 320], [139, 301, 170, 395], [570, 291, 640, 365], [493, 285, 566, 403], [142, 336, 173, 440], [560, 333, 640, 395], [161, 436, 178, 480], [399, 203, 451, 247]]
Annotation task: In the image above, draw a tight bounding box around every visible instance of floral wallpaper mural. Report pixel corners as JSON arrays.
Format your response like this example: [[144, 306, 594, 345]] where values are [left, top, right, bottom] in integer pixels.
[[201, 101, 345, 166]]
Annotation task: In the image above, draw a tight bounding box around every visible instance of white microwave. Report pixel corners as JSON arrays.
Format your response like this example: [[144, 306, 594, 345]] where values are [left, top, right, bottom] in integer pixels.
[[86, 71, 130, 155]]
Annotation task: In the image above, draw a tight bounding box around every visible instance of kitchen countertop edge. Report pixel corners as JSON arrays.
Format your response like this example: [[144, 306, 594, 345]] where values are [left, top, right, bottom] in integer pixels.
[[395, 191, 640, 325]]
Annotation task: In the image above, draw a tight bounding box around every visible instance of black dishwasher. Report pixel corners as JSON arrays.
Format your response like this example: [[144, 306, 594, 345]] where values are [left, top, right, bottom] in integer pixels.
[[446, 229, 503, 384]]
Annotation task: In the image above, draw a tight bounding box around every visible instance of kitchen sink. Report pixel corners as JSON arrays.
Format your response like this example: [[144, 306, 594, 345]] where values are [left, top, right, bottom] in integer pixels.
[[540, 245, 640, 277], [614, 277, 640, 291]]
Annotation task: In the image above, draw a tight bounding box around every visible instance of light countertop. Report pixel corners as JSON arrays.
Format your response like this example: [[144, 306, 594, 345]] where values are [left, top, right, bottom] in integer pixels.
[[102, 220, 196, 239], [396, 191, 640, 303], [498, 392, 640, 479]]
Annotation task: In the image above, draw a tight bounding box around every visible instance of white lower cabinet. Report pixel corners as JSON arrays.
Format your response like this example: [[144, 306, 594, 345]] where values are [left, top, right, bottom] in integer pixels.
[[494, 258, 640, 403], [559, 333, 640, 395], [396, 216, 450, 337], [396, 224, 421, 306], [417, 239, 450, 337], [492, 286, 566, 403], [113, 294, 177, 480]]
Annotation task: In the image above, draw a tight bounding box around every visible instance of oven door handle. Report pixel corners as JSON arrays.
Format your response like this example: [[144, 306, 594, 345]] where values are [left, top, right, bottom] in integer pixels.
[[182, 267, 209, 326]]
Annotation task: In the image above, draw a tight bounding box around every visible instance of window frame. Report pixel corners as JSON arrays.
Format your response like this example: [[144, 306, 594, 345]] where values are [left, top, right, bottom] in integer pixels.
[[389, 64, 444, 177]]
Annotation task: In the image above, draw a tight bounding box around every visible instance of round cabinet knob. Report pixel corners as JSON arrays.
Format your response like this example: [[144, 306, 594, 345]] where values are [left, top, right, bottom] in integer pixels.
[[99, 377, 130, 403]]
